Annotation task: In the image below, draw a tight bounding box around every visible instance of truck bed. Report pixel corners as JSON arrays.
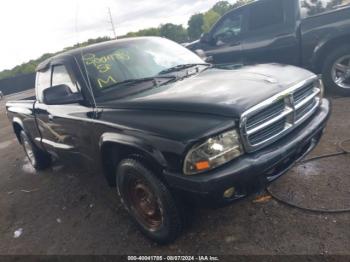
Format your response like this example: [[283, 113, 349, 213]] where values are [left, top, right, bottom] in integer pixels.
[[6, 100, 35, 113], [5, 99, 39, 145]]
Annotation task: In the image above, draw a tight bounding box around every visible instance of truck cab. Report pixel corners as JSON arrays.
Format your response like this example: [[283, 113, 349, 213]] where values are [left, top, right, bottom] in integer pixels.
[[193, 0, 299, 66]]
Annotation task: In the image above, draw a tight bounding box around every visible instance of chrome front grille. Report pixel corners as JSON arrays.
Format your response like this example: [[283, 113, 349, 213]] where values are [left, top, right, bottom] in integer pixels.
[[249, 117, 287, 145], [246, 100, 285, 129], [240, 76, 321, 152], [295, 98, 317, 122], [293, 83, 314, 104]]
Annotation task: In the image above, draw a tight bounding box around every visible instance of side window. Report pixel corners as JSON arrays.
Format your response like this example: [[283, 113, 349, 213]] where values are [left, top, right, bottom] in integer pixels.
[[212, 12, 243, 45], [36, 69, 51, 103], [52, 65, 79, 94], [248, 0, 284, 31]]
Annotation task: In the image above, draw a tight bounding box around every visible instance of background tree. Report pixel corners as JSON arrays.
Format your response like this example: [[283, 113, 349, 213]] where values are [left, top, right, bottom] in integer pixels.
[[300, 0, 344, 16], [212, 1, 233, 15], [159, 23, 188, 43], [125, 28, 160, 38], [301, 0, 325, 16], [202, 10, 221, 33], [188, 13, 204, 41]]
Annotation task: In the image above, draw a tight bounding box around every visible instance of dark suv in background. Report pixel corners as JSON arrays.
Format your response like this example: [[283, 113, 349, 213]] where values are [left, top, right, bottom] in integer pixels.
[[187, 0, 350, 96]]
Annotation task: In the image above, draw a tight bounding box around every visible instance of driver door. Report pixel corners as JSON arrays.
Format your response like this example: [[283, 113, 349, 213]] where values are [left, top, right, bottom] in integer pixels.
[[206, 8, 247, 64], [35, 62, 95, 160]]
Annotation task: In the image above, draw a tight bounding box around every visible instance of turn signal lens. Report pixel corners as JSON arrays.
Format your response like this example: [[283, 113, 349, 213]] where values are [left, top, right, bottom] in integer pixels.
[[195, 161, 210, 171]]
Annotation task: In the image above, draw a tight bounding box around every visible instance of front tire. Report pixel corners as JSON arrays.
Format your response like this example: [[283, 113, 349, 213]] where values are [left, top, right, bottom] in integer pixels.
[[20, 130, 51, 170], [116, 159, 183, 244], [322, 45, 350, 96]]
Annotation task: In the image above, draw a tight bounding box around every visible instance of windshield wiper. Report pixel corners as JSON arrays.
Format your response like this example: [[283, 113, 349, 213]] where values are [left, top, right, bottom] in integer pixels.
[[158, 63, 211, 75]]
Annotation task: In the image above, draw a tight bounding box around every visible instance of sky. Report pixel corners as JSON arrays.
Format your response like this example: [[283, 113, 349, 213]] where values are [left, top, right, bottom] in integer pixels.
[[0, 0, 235, 71]]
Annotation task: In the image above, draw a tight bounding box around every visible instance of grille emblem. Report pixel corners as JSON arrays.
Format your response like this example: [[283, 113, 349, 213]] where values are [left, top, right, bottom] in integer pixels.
[[284, 93, 296, 124]]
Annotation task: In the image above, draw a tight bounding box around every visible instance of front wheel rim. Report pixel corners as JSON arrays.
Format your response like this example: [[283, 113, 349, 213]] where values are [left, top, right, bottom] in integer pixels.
[[331, 55, 350, 89], [125, 176, 163, 231]]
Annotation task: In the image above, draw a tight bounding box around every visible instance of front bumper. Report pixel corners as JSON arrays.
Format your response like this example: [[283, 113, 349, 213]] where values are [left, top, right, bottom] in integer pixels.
[[163, 99, 330, 206]]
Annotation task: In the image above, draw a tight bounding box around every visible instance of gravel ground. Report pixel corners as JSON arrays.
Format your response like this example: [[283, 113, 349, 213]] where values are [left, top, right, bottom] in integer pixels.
[[0, 92, 349, 255]]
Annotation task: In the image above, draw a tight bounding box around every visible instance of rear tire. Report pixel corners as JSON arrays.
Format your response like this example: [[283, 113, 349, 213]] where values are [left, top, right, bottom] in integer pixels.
[[116, 159, 183, 244], [20, 130, 51, 170], [322, 45, 350, 96]]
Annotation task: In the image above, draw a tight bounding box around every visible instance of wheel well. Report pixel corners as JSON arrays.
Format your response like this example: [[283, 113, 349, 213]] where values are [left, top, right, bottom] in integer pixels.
[[101, 142, 165, 187], [13, 122, 23, 144], [314, 35, 350, 73]]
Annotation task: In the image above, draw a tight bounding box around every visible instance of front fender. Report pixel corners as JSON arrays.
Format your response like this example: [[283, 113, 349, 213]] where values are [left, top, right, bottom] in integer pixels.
[[99, 132, 168, 168]]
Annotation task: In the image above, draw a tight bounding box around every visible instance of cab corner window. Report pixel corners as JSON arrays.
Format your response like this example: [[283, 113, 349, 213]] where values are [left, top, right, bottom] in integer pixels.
[[300, 0, 350, 18], [52, 65, 79, 94], [36, 69, 51, 103], [248, 0, 284, 31]]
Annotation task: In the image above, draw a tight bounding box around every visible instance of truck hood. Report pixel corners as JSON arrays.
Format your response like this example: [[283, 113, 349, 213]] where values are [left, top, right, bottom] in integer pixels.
[[101, 64, 315, 118]]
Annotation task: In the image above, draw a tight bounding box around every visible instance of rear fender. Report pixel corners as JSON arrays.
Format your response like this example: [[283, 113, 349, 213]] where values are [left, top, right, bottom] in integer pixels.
[[311, 33, 350, 72], [12, 117, 25, 143]]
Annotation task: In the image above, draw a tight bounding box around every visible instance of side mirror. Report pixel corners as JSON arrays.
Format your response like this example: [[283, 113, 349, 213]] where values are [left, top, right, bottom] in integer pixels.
[[200, 32, 211, 44], [43, 84, 83, 105], [194, 49, 213, 63]]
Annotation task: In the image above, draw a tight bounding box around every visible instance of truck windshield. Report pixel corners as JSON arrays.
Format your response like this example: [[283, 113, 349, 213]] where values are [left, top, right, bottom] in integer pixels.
[[80, 38, 204, 94]]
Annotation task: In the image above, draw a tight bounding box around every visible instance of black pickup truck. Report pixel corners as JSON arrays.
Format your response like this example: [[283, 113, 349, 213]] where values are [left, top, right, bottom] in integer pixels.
[[6, 37, 330, 243], [186, 0, 350, 96]]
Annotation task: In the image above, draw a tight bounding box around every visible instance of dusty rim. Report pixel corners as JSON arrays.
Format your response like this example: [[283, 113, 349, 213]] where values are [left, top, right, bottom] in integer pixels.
[[331, 55, 350, 89], [126, 177, 163, 231]]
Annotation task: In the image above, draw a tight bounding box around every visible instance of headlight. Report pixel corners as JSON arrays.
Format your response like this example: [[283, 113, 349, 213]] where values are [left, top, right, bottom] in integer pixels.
[[183, 130, 243, 175]]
